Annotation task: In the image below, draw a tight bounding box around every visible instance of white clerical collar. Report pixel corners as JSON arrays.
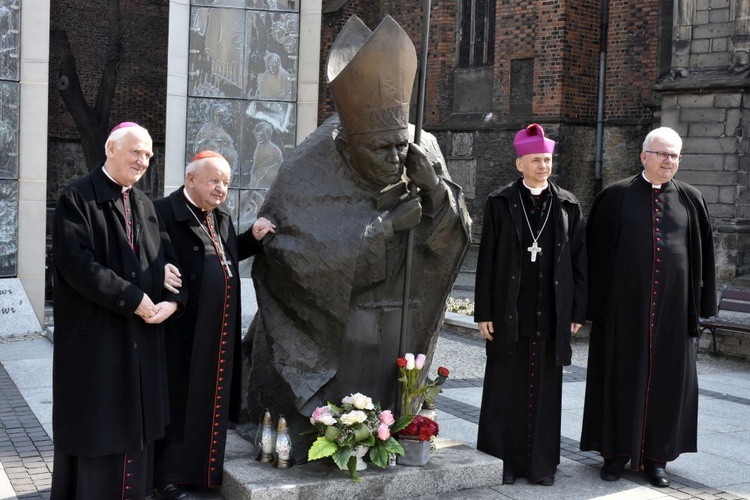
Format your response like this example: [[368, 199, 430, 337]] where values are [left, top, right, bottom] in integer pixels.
[[522, 179, 549, 196], [182, 188, 206, 212], [102, 166, 131, 192], [641, 171, 662, 189]]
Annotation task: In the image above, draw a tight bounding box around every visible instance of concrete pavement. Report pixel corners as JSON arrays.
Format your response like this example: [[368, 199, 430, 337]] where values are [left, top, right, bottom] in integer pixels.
[[1, 275, 750, 498]]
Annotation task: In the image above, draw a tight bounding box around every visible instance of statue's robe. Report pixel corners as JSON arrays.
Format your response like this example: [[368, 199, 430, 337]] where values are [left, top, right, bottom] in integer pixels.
[[243, 116, 470, 462]]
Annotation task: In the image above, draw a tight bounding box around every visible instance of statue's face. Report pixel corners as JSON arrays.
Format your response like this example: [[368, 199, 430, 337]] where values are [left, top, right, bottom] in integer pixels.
[[346, 130, 409, 188]]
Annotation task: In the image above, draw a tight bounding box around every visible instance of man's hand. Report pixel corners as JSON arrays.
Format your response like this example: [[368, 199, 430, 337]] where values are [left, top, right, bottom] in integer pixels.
[[135, 294, 159, 320], [389, 197, 422, 232], [404, 143, 439, 191], [143, 301, 178, 324], [252, 217, 276, 241], [164, 263, 182, 294], [478, 321, 494, 341], [571, 323, 583, 334]]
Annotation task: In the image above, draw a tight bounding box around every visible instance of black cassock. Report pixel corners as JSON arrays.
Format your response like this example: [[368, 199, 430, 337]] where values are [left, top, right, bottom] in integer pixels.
[[155, 203, 239, 488], [581, 175, 711, 469], [477, 187, 563, 483]]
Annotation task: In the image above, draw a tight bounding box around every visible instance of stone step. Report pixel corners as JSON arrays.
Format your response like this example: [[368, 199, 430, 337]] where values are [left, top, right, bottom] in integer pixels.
[[220, 433, 503, 499]]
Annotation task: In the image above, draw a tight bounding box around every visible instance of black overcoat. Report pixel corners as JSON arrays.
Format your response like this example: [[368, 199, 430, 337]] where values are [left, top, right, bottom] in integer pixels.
[[474, 180, 587, 366], [153, 188, 261, 438], [52, 167, 187, 458]]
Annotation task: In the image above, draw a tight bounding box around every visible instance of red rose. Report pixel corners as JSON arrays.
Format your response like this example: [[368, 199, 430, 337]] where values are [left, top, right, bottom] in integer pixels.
[[399, 415, 439, 441], [396, 357, 408, 368], [437, 366, 449, 378]]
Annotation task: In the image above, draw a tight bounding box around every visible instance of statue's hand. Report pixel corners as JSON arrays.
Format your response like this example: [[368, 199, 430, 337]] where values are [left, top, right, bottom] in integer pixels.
[[390, 197, 422, 232], [405, 143, 439, 191]]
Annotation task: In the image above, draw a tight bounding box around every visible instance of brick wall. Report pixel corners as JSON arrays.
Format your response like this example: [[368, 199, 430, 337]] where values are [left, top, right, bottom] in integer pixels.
[[48, 0, 169, 141], [604, 0, 660, 121]]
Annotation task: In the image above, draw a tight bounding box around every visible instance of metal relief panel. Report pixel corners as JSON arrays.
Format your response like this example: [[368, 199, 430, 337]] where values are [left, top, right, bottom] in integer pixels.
[[225, 188, 240, 231], [246, 0, 299, 12], [189, 7, 248, 98], [0, 0, 20, 82], [192, 0, 245, 7], [242, 101, 296, 205], [246, 11, 298, 101], [186, 1, 299, 244], [186, 98, 246, 187], [0, 81, 19, 179], [0, 180, 17, 277]]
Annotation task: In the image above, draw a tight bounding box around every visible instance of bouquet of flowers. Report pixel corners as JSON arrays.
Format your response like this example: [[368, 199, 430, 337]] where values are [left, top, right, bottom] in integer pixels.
[[397, 353, 450, 416], [398, 414, 439, 441], [307, 393, 410, 480]]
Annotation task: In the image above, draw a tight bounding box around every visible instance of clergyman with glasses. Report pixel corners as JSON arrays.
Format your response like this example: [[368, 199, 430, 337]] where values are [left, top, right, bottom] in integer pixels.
[[580, 126, 716, 488], [474, 123, 587, 487]]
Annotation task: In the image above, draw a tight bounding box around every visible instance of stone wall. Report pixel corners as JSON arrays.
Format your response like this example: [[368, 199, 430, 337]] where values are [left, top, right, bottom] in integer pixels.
[[656, 88, 750, 283]]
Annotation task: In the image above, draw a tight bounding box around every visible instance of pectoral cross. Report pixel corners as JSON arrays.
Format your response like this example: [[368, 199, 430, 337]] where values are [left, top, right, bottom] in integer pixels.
[[527, 241, 542, 262], [220, 258, 233, 278]]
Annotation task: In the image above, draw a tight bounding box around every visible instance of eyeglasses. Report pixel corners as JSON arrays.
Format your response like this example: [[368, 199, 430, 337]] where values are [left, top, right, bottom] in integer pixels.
[[645, 151, 682, 162]]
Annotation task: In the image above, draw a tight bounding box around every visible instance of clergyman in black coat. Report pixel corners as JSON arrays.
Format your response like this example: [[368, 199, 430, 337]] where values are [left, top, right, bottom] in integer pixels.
[[152, 151, 274, 498], [474, 123, 587, 487], [580, 126, 716, 488], [51, 122, 187, 500]]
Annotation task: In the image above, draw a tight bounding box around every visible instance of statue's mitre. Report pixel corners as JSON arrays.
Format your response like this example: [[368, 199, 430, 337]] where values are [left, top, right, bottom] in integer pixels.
[[327, 15, 417, 137]]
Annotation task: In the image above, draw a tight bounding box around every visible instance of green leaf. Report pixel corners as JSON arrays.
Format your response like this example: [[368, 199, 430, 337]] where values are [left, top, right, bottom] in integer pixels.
[[384, 437, 405, 456], [307, 437, 337, 461], [391, 415, 414, 434], [359, 434, 376, 447], [346, 455, 360, 481], [369, 444, 388, 468], [332, 446, 352, 471]]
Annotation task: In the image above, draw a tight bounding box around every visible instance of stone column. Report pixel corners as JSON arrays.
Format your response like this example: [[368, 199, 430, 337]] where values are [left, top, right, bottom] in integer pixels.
[[673, 0, 695, 67], [0, 0, 47, 335], [730, 0, 750, 73]]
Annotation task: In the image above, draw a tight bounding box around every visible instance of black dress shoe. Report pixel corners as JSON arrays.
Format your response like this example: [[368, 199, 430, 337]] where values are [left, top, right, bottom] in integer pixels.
[[645, 461, 670, 487], [156, 484, 189, 500], [537, 475, 555, 486], [600, 456, 629, 481]]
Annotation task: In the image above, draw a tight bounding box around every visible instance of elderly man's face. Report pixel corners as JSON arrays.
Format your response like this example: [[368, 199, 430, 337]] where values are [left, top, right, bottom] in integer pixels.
[[105, 129, 153, 187], [346, 130, 410, 188], [641, 136, 681, 185], [186, 157, 231, 211]]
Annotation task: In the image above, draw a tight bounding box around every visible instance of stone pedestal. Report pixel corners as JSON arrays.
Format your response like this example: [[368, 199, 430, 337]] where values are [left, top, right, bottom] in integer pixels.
[[220, 433, 503, 500], [0, 278, 43, 338]]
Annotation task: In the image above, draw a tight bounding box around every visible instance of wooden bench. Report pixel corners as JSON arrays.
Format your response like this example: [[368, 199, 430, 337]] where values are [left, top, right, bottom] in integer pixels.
[[699, 287, 750, 355]]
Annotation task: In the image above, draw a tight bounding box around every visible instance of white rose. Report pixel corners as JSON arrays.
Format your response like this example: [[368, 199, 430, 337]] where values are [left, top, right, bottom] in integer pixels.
[[348, 393, 374, 410], [340, 410, 367, 426]]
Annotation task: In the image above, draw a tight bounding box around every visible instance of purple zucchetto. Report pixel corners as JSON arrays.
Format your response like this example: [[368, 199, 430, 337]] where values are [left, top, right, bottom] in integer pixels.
[[513, 123, 555, 157], [109, 122, 141, 134]]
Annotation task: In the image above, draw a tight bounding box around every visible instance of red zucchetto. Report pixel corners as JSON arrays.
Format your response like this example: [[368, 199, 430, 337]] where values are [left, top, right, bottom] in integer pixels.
[[190, 150, 226, 162]]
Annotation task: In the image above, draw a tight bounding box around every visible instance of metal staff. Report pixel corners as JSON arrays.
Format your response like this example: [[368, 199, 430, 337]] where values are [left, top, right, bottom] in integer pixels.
[[398, 0, 432, 414]]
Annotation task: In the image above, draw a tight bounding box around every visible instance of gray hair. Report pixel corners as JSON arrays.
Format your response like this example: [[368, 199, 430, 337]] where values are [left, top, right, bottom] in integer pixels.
[[643, 126, 682, 152], [104, 125, 150, 154]]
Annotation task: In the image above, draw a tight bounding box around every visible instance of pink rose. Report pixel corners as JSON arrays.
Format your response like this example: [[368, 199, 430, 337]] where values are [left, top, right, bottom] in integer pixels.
[[311, 406, 336, 426], [379, 409, 395, 426], [415, 353, 426, 369], [377, 423, 391, 441]]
